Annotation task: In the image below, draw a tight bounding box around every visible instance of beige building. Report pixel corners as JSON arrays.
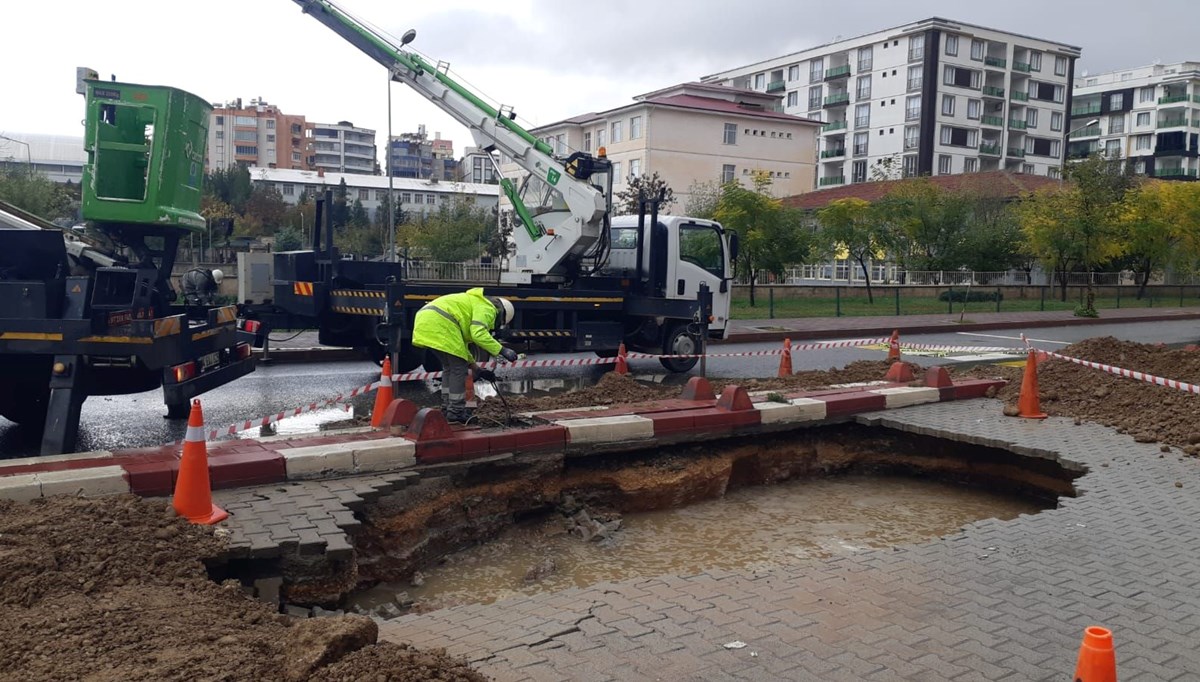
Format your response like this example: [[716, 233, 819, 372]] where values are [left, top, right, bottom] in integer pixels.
[[206, 97, 314, 173], [511, 82, 820, 208]]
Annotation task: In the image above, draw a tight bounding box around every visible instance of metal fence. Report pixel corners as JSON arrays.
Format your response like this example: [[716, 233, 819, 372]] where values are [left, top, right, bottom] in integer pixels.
[[734, 267, 1152, 287], [404, 260, 501, 283]]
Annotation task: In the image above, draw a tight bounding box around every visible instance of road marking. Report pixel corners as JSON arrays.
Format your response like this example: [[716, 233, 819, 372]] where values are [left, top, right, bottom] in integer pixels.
[[956, 332, 1070, 345]]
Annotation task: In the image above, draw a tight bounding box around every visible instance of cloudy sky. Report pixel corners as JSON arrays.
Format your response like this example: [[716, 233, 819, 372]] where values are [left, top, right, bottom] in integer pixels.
[[4, 0, 1200, 157]]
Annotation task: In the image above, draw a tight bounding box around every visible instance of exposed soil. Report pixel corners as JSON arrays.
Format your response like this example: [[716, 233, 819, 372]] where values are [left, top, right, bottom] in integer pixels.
[[956, 337, 1200, 453], [473, 372, 676, 424], [731, 360, 924, 393], [0, 495, 485, 682]]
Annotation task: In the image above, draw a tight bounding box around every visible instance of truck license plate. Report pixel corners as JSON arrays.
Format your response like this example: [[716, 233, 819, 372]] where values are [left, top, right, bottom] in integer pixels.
[[199, 352, 221, 371]]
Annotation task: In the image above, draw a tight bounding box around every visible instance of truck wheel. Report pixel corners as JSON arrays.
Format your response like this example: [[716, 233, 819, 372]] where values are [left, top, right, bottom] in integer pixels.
[[0, 390, 48, 427], [659, 325, 699, 373]]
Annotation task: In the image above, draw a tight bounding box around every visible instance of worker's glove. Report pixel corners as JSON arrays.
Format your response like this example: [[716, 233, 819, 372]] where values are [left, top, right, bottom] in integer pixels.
[[499, 347, 519, 363], [473, 368, 498, 383]]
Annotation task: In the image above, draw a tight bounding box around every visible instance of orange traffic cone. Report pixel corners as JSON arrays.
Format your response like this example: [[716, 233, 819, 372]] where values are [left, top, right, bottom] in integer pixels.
[[371, 356, 394, 428], [615, 343, 629, 375], [172, 400, 227, 525], [1016, 349, 1047, 419], [1073, 626, 1117, 682], [777, 338, 793, 377], [887, 329, 901, 363]]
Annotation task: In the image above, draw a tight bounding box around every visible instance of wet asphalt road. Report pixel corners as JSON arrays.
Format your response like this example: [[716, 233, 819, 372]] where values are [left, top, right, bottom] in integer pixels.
[[2, 320, 1197, 458]]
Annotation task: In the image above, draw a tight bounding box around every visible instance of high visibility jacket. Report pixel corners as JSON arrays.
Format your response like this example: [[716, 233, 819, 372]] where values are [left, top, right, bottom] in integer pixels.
[[411, 287, 502, 361]]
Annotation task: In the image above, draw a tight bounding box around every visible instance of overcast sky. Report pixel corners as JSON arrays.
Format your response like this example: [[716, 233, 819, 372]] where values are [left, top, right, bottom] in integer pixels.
[[4, 0, 1200, 157]]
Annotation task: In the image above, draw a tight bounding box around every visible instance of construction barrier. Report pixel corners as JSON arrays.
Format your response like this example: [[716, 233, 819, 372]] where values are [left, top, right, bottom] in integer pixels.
[[172, 400, 228, 524]]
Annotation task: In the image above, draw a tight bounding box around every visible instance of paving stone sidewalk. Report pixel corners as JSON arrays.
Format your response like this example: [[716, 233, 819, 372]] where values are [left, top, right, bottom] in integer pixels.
[[377, 400, 1200, 681]]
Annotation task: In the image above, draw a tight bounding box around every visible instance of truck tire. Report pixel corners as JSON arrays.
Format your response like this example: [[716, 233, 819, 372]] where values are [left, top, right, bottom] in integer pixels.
[[659, 324, 699, 373], [0, 383, 49, 427]]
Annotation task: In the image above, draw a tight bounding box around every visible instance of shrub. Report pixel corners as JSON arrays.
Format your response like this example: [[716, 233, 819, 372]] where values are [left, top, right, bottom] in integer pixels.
[[938, 289, 1003, 303]]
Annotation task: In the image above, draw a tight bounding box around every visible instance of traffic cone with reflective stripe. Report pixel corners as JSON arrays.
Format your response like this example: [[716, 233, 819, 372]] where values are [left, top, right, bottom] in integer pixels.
[[371, 356, 394, 428], [1073, 626, 1117, 682], [778, 338, 793, 377], [1017, 349, 1048, 419], [615, 343, 629, 376], [887, 329, 901, 363], [172, 400, 227, 525]]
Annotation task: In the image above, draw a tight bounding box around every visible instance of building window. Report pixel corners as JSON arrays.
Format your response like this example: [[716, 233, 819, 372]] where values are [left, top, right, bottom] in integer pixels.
[[853, 132, 869, 157], [908, 34, 925, 61], [808, 85, 823, 110], [1135, 135, 1152, 150], [723, 123, 737, 145], [1137, 112, 1151, 126], [904, 125, 920, 150], [856, 75, 872, 99], [1055, 56, 1068, 77], [787, 91, 799, 107], [907, 65, 923, 92], [852, 160, 867, 183], [939, 125, 977, 147], [1029, 52, 1042, 72], [964, 157, 978, 173], [376, 190, 387, 200], [282, 184, 294, 196], [1048, 166, 1061, 179], [597, 127, 606, 147], [266, 119, 276, 130], [721, 164, 735, 183], [234, 130, 257, 142], [1025, 137, 1061, 158], [611, 121, 623, 144], [1140, 87, 1155, 103], [427, 193, 436, 204], [401, 192, 411, 203], [1022, 163, 1035, 174], [630, 116, 642, 140], [970, 39, 984, 61], [902, 155, 919, 177], [857, 46, 873, 72], [555, 134, 566, 154], [1109, 93, 1124, 109], [1026, 108, 1038, 128], [583, 131, 592, 152], [966, 99, 981, 120], [905, 95, 921, 121], [788, 65, 800, 81], [941, 94, 955, 116], [754, 73, 765, 89], [629, 158, 641, 178], [938, 155, 952, 175], [855, 103, 870, 129], [266, 134, 275, 142], [1109, 114, 1125, 135], [809, 58, 824, 83], [413, 194, 423, 204], [356, 188, 367, 200], [235, 115, 256, 126], [215, 115, 224, 125], [215, 131, 224, 139], [235, 145, 257, 155], [943, 65, 981, 89], [945, 35, 959, 57]]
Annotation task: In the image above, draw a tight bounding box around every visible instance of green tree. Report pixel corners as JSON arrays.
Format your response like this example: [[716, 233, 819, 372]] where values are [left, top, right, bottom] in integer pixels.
[[1016, 187, 1082, 301], [816, 197, 891, 303], [684, 180, 722, 220], [876, 178, 972, 275], [0, 167, 72, 222], [411, 197, 496, 264], [713, 173, 810, 306], [273, 224, 304, 252], [331, 178, 350, 229], [240, 184, 289, 237], [1064, 153, 1137, 314], [1117, 180, 1200, 298], [204, 165, 252, 213], [349, 198, 370, 228], [615, 172, 676, 214]]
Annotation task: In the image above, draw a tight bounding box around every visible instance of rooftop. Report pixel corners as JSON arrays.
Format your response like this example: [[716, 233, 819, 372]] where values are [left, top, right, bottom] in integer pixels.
[[782, 170, 1062, 211], [0, 133, 86, 164]]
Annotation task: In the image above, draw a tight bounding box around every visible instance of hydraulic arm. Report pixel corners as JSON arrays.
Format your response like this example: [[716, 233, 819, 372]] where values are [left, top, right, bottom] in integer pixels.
[[290, 0, 613, 281]]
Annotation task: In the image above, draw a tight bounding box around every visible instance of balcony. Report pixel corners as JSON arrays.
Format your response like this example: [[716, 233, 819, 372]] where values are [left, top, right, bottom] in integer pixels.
[[981, 115, 1004, 127], [819, 175, 846, 187], [821, 120, 847, 133], [984, 56, 1007, 68], [1007, 148, 1026, 158], [1159, 94, 1188, 105], [1008, 119, 1028, 130], [824, 93, 851, 107], [766, 80, 786, 93], [1011, 91, 1029, 102], [1069, 126, 1101, 138], [1013, 61, 1032, 73], [1154, 167, 1198, 179], [982, 86, 1006, 98], [1157, 118, 1188, 129], [979, 143, 1002, 156], [820, 148, 846, 159], [1071, 104, 1101, 117], [825, 65, 851, 81]]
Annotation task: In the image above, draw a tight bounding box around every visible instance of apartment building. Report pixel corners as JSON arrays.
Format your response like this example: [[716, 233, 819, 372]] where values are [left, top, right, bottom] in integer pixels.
[[206, 98, 314, 172], [247, 167, 498, 219], [1071, 62, 1200, 179], [459, 146, 500, 185], [703, 18, 1081, 186], [386, 125, 458, 181], [311, 121, 378, 175], [514, 82, 820, 207]]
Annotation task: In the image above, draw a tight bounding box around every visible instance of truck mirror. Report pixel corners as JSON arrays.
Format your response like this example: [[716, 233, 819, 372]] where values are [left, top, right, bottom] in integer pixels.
[[728, 232, 740, 263]]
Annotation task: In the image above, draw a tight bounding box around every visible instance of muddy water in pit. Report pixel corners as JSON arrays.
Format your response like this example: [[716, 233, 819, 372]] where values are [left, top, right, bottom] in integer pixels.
[[351, 474, 1040, 611]]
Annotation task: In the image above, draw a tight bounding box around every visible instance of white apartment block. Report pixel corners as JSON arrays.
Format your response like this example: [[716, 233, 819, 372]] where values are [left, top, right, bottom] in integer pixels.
[[1071, 62, 1200, 179], [311, 121, 378, 175], [703, 17, 1081, 186], [511, 82, 820, 208]]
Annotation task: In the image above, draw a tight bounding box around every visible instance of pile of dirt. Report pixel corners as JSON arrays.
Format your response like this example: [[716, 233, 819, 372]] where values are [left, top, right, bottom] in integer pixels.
[[0, 495, 485, 682], [473, 372, 675, 424], [730, 360, 923, 393], [957, 337, 1200, 453]]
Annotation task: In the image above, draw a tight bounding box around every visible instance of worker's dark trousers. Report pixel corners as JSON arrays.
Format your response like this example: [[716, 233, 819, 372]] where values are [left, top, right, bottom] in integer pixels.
[[434, 350, 470, 421]]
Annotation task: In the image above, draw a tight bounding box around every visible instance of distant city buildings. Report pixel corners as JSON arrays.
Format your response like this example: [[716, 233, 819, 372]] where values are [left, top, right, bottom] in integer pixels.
[[311, 121, 378, 175], [459, 146, 500, 185], [0, 133, 86, 184], [387, 125, 458, 181], [205, 98, 314, 173]]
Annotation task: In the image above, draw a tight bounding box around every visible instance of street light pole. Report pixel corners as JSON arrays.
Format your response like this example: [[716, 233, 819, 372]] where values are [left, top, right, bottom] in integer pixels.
[[0, 134, 33, 173], [1061, 117, 1101, 183]]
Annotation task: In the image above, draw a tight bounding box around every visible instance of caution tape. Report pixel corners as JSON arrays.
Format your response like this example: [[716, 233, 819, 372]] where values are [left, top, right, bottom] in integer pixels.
[[898, 343, 1027, 355], [183, 379, 380, 443]]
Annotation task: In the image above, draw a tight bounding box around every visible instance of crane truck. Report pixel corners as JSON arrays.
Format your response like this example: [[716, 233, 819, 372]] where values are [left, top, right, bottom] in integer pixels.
[[241, 0, 738, 374], [0, 72, 260, 455]]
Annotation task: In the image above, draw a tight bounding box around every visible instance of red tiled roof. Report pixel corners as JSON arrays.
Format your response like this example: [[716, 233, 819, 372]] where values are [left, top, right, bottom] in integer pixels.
[[782, 171, 1063, 210], [646, 94, 820, 123]]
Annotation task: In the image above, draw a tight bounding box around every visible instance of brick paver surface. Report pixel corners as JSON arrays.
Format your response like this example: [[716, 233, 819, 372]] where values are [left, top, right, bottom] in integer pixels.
[[378, 400, 1200, 680]]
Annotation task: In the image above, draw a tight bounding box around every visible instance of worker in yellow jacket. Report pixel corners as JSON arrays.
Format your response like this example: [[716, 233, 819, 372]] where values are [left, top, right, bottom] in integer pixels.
[[412, 287, 518, 422]]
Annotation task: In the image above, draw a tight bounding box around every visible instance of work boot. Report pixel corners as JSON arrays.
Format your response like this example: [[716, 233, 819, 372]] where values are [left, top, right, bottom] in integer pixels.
[[445, 406, 473, 424]]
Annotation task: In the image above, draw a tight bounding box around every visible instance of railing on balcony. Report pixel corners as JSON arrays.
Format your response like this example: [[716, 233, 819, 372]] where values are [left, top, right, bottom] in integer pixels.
[[905, 108, 921, 121], [1154, 167, 1198, 179], [907, 78, 923, 92], [824, 93, 850, 106], [1193, 95, 1200, 104], [1158, 118, 1188, 129], [819, 175, 846, 187], [1159, 94, 1187, 105], [981, 115, 1004, 127], [820, 148, 846, 159], [821, 120, 847, 133], [984, 56, 1007, 68], [1007, 148, 1026, 157], [1013, 61, 1032, 73], [825, 65, 852, 80], [1008, 119, 1028, 130], [904, 137, 920, 150], [1071, 104, 1101, 117], [979, 143, 1002, 156], [1011, 91, 1029, 102], [982, 86, 1006, 98], [1069, 126, 1101, 138]]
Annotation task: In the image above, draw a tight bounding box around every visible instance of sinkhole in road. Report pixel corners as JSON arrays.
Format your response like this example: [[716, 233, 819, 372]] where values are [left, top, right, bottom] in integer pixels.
[[343, 426, 1077, 615]]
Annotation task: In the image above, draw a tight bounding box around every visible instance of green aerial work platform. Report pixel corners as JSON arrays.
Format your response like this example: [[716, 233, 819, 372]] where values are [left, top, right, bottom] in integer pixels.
[[80, 74, 211, 232]]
